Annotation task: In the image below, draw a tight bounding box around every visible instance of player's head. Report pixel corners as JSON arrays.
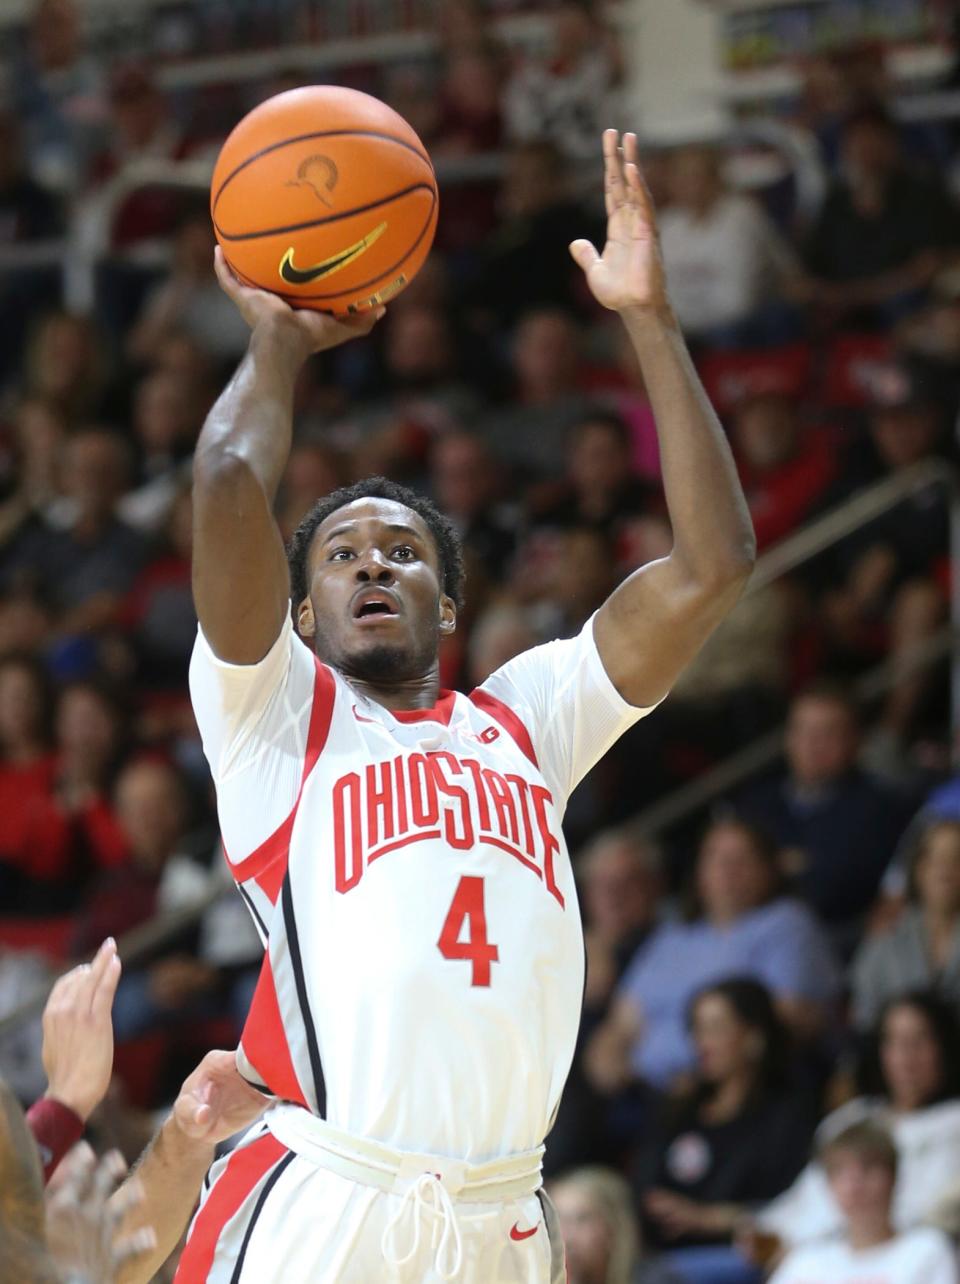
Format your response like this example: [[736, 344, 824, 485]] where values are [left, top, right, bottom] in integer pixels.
[[287, 477, 465, 684]]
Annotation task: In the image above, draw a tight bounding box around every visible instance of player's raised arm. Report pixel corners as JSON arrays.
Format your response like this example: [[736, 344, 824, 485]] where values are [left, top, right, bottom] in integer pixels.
[[571, 131, 756, 709], [192, 251, 383, 665]]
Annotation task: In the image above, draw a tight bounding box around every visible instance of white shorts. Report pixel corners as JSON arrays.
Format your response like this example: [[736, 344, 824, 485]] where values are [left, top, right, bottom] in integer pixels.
[[173, 1106, 567, 1283]]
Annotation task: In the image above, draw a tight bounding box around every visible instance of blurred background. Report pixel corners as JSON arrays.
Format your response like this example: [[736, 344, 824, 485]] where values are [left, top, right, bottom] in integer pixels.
[[1, 0, 960, 1280]]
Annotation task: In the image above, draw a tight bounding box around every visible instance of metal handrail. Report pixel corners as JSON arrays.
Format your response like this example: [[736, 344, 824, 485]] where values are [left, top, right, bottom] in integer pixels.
[[631, 459, 960, 836], [747, 458, 955, 593]]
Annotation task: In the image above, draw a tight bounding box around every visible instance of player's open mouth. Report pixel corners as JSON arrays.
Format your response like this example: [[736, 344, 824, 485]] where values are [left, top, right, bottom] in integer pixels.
[[352, 590, 400, 623]]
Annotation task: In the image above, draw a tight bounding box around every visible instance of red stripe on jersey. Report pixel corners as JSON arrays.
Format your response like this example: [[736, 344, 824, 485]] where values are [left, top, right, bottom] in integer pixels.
[[174, 1133, 287, 1283], [241, 953, 308, 1109], [230, 659, 336, 897], [468, 690, 539, 769], [391, 689, 457, 725]]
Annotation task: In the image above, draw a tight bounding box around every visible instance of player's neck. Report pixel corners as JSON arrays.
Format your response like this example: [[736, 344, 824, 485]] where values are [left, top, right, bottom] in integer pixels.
[[347, 667, 443, 713]]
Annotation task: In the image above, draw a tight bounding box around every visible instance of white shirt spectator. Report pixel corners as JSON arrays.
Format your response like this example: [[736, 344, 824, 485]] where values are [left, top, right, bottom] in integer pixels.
[[659, 193, 796, 336], [504, 48, 620, 163], [769, 1226, 958, 1284], [758, 1097, 960, 1246]]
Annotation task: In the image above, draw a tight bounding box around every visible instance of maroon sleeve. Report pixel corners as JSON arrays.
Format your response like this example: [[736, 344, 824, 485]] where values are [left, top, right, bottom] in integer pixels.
[[26, 1096, 85, 1183]]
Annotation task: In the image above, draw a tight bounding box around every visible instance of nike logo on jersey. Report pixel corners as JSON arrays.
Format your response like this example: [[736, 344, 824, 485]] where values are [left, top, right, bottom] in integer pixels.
[[278, 221, 387, 285], [510, 1222, 539, 1241], [352, 704, 378, 724]]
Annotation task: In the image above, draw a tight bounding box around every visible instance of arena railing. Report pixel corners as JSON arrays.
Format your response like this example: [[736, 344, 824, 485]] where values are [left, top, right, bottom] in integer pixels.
[[0, 459, 956, 1039], [631, 457, 960, 839]]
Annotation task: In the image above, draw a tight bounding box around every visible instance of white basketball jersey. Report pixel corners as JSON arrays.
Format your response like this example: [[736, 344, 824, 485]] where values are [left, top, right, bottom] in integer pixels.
[[189, 612, 654, 1163]]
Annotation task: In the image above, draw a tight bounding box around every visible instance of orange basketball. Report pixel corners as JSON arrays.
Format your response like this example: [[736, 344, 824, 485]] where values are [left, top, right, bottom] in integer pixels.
[[210, 86, 438, 315]]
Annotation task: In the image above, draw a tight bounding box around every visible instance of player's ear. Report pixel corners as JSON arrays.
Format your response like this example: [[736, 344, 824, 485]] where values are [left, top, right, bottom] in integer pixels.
[[297, 597, 316, 638], [439, 594, 456, 636]]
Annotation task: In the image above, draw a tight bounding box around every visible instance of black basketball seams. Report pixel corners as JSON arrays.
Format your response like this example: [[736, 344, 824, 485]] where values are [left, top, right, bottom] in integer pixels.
[[213, 181, 436, 243], [224, 188, 438, 302], [211, 128, 435, 228]]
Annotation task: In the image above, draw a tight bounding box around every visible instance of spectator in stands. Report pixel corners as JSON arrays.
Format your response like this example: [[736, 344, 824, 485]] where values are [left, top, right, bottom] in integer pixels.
[[729, 385, 836, 552], [332, 304, 478, 479], [769, 1120, 958, 1284], [739, 684, 911, 940], [1, 429, 148, 653], [76, 758, 258, 1045], [636, 980, 815, 1281], [658, 145, 800, 348], [586, 818, 839, 1096], [483, 308, 593, 479], [504, 0, 621, 165], [430, 431, 517, 581], [434, 42, 504, 156], [0, 109, 65, 243], [0, 664, 127, 912], [754, 993, 960, 1249], [277, 440, 347, 543], [550, 1166, 682, 1284], [128, 207, 252, 368], [86, 63, 191, 250], [802, 106, 959, 329], [529, 411, 653, 544], [580, 829, 667, 1030], [20, 310, 107, 424], [853, 821, 960, 1029], [465, 601, 538, 688], [10, 0, 105, 192], [468, 140, 601, 326], [117, 369, 204, 535], [0, 397, 68, 550], [123, 485, 196, 705]]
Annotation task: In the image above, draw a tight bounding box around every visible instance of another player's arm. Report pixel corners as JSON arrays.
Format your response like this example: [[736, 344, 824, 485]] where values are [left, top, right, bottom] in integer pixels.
[[572, 131, 756, 709], [0, 1078, 55, 1283], [192, 251, 383, 665], [113, 1050, 267, 1284]]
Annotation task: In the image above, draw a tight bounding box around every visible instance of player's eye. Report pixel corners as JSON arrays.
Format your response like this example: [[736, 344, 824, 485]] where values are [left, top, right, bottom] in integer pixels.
[[392, 546, 416, 561], [330, 548, 355, 561]]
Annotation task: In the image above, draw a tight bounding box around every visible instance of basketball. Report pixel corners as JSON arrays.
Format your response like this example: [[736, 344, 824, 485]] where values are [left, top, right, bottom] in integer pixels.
[[210, 86, 439, 315]]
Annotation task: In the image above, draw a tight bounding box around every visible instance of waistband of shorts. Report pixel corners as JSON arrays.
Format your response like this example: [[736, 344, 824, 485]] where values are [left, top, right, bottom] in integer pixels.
[[265, 1102, 544, 1203]]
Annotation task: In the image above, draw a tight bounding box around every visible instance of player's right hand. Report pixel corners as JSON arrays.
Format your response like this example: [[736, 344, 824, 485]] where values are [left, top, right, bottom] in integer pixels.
[[173, 1049, 267, 1145], [214, 246, 385, 356]]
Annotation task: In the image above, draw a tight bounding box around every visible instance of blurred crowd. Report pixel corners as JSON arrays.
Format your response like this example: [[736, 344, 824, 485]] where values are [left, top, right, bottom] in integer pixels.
[[2, 0, 960, 1280]]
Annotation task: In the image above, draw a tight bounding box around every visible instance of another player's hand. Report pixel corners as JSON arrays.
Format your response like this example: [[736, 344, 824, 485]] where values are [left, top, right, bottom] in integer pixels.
[[214, 245, 384, 356], [570, 130, 670, 318], [46, 1143, 156, 1283], [173, 1050, 267, 1146], [42, 938, 122, 1123]]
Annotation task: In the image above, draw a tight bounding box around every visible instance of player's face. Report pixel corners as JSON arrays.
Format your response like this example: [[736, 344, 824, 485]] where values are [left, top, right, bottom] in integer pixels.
[[299, 497, 456, 683]]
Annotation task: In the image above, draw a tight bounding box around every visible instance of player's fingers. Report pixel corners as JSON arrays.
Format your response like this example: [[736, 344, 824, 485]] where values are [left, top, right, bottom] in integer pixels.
[[92, 1150, 128, 1204], [339, 305, 387, 333], [213, 246, 244, 297], [109, 1175, 145, 1222], [113, 1225, 158, 1267], [569, 239, 601, 273], [86, 937, 117, 1008], [91, 951, 122, 1021], [60, 1142, 97, 1203], [602, 128, 625, 216]]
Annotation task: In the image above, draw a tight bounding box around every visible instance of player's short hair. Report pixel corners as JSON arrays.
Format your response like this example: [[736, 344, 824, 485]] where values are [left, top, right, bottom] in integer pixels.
[[819, 1119, 898, 1178], [287, 476, 466, 612]]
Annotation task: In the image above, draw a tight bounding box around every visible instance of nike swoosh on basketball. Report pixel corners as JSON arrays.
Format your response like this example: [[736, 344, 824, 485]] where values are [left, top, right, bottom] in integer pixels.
[[509, 1222, 539, 1241], [278, 221, 388, 285]]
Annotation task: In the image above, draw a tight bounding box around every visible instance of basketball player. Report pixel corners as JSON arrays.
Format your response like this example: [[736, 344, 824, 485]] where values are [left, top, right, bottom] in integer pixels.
[[174, 131, 755, 1282]]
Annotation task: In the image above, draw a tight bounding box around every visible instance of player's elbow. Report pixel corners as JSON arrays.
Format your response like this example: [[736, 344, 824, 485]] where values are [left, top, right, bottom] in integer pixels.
[[192, 446, 265, 512], [681, 538, 756, 603]]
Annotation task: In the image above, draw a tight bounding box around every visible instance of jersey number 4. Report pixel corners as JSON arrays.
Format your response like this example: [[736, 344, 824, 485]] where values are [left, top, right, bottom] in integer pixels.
[[438, 876, 499, 986]]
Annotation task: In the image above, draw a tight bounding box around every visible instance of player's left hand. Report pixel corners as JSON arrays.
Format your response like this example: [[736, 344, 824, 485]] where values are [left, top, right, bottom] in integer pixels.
[[173, 1050, 267, 1145], [570, 129, 670, 317]]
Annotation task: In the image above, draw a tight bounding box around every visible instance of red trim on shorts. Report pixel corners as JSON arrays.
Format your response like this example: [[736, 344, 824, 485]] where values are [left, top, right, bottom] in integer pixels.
[[230, 659, 336, 898], [173, 1133, 287, 1283], [241, 954, 308, 1109], [467, 690, 539, 768]]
